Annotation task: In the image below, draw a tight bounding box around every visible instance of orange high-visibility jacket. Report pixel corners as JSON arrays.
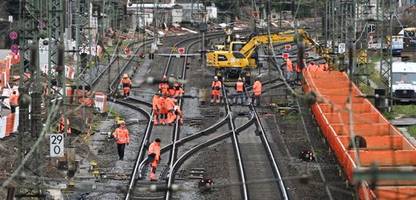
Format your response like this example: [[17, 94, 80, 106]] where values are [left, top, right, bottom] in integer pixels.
[[152, 95, 160, 111], [59, 117, 72, 134], [159, 97, 175, 113], [295, 63, 302, 73], [211, 81, 222, 90], [148, 141, 161, 161], [235, 81, 244, 92], [253, 81, 262, 96], [9, 94, 19, 106], [286, 59, 293, 72], [121, 78, 132, 88], [159, 82, 170, 95], [113, 127, 130, 144]]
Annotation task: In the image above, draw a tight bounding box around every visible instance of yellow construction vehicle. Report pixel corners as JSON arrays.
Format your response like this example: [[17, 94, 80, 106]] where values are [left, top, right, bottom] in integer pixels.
[[207, 30, 297, 83]]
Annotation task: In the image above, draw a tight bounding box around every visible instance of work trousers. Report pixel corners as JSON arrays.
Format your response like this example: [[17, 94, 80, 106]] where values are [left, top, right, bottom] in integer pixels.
[[286, 71, 293, 81], [252, 95, 261, 106], [11, 105, 17, 113], [234, 92, 245, 104], [117, 143, 126, 160]]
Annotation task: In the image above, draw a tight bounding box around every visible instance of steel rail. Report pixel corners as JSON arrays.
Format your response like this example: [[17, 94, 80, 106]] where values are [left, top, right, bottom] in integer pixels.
[[126, 31, 232, 200], [168, 115, 255, 188], [137, 113, 229, 177], [125, 33, 204, 200], [243, 87, 289, 199], [221, 84, 249, 200], [165, 37, 201, 200], [92, 40, 149, 89]]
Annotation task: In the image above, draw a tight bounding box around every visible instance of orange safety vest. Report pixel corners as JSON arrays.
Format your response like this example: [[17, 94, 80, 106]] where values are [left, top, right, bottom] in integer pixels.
[[121, 78, 132, 88], [9, 94, 19, 106], [211, 81, 221, 90], [286, 59, 293, 72], [169, 87, 176, 97], [295, 64, 302, 73], [175, 87, 184, 97], [113, 127, 130, 144], [159, 97, 175, 113], [58, 117, 72, 134], [159, 82, 170, 96], [148, 141, 161, 161], [235, 81, 244, 92], [152, 95, 160, 111], [253, 81, 262, 96]]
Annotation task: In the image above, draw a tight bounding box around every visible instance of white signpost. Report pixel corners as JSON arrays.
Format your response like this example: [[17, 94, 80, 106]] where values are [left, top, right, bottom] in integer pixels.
[[50, 134, 64, 157], [338, 43, 346, 54]]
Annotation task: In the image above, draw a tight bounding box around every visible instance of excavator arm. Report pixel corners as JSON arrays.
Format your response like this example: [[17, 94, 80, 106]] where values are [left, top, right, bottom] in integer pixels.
[[239, 31, 296, 58], [297, 29, 334, 67]]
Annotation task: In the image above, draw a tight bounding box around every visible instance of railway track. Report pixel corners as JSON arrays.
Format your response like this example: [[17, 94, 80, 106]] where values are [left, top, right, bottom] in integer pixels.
[[123, 32, 292, 200], [124, 32, 225, 200], [91, 40, 150, 91], [219, 82, 289, 200], [118, 31, 325, 200]]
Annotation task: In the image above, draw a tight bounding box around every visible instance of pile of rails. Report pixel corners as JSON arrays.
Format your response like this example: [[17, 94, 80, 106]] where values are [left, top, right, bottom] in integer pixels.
[[303, 69, 416, 199]]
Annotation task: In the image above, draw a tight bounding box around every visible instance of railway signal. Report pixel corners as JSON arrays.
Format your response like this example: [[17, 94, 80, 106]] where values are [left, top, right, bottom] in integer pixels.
[[9, 31, 18, 40], [282, 53, 289, 59], [178, 47, 185, 55]]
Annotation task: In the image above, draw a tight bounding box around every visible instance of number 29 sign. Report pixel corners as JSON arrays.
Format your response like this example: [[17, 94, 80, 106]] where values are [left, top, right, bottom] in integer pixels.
[[50, 134, 64, 157]]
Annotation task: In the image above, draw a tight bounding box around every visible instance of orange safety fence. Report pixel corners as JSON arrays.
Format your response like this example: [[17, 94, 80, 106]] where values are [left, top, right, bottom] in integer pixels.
[[303, 69, 416, 199], [0, 108, 19, 139]]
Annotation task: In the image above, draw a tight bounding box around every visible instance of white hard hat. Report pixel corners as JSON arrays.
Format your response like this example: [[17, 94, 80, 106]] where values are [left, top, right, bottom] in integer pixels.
[[214, 76, 218, 80]]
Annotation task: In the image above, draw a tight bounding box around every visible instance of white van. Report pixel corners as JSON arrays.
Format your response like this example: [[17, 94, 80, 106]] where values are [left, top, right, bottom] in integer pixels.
[[392, 62, 416, 102]]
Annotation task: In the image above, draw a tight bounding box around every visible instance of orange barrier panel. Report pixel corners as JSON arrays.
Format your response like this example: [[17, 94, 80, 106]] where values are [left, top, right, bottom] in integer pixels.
[[338, 135, 404, 150], [303, 69, 416, 199], [320, 103, 372, 113], [349, 150, 416, 166], [324, 112, 382, 124], [372, 186, 416, 199], [332, 123, 392, 137]]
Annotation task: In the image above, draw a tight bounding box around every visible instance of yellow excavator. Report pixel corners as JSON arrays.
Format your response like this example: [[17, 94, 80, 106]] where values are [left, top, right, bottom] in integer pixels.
[[207, 30, 296, 83], [206, 29, 329, 82], [207, 29, 332, 83]]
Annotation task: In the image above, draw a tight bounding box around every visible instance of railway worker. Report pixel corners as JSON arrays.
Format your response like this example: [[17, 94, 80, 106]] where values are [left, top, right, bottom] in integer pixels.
[[9, 91, 19, 113], [159, 94, 175, 125], [211, 76, 222, 104], [252, 78, 262, 106], [285, 58, 293, 81], [234, 77, 246, 104], [124, 46, 131, 58], [112, 121, 130, 160], [149, 42, 157, 60], [152, 92, 161, 125], [168, 82, 177, 97], [174, 82, 184, 99], [174, 105, 184, 125], [58, 115, 72, 134], [295, 62, 303, 82], [120, 74, 132, 97], [167, 105, 184, 125], [159, 75, 170, 97], [148, 138, 161, 181]]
